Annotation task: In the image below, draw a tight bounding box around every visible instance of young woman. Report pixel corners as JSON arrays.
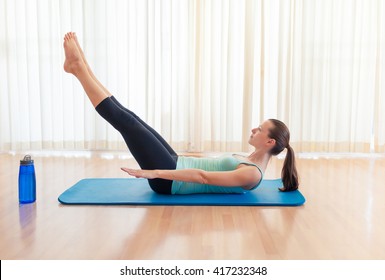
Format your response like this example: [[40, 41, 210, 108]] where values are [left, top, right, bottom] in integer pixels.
[[63, 32, 299, 195]]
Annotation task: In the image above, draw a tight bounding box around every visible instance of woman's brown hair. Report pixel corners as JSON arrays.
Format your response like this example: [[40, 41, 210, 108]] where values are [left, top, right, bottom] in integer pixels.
[[268, 119, 299, 192]]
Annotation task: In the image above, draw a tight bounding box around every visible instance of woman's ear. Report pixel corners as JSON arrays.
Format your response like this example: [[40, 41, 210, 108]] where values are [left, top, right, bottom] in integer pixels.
[[267, 138, 276, 148]]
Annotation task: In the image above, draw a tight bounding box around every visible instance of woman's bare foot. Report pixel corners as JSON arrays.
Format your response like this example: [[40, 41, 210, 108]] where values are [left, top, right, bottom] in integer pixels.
[[72, 32, 99, 79], [63, 32, 86, 76], [71, 32, 89, 66], [71, 32, 113, 97], [62, 32, 110, 107]]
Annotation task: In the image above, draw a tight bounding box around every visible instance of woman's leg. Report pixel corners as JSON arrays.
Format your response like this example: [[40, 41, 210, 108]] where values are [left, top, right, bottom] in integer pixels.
[[63, 32, 175, 194], [95, 98, 176, 194], [109, 96, 177, 158], [71, 32, 177, 158]]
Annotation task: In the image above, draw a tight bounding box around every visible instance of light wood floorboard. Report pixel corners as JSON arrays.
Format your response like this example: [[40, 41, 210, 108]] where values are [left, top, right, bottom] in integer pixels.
[[0, 152, 384, 260]]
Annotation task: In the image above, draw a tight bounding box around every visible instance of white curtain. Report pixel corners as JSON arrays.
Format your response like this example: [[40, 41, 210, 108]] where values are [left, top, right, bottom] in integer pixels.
[[280, 0, 383, 153], [0, 0, 384, 153], [373, 0, 385, 152]]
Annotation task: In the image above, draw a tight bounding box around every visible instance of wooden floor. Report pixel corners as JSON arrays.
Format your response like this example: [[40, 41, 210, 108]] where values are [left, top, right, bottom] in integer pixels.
[[0, 151, 385, 260]]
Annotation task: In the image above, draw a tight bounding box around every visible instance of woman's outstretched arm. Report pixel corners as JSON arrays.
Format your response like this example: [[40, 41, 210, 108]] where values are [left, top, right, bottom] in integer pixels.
[[121, 166, 261, 190]]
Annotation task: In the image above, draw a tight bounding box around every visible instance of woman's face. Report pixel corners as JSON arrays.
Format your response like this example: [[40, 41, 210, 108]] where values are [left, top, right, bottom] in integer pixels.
[[248, 120, 274, 149]]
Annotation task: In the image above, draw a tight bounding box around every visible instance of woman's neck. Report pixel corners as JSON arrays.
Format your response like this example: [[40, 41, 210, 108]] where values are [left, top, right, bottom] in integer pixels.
[[247, 150, 271, 171]]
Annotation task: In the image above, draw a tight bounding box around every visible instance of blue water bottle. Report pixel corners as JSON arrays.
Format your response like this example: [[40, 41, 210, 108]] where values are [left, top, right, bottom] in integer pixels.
[[18, 155, 36, 204]]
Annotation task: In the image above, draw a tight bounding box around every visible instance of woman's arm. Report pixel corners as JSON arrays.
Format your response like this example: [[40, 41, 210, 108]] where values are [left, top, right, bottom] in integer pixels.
[[121, 166, 261, 190]]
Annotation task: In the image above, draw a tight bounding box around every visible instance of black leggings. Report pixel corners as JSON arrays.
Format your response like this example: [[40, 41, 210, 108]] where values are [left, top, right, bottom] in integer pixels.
[[95, 96, 177, 194]]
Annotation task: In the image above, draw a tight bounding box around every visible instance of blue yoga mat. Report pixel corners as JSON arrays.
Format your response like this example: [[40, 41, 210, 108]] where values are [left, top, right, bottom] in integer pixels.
[[58, 178, 305, 206]]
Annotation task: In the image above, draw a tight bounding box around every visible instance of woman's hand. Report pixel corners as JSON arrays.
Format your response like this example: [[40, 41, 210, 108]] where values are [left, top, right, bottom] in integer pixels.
[[121, 167, 158, 179]]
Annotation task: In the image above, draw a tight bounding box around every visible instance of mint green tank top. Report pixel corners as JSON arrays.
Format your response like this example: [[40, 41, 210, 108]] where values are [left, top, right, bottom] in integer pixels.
[[171, 155, 263, 195]]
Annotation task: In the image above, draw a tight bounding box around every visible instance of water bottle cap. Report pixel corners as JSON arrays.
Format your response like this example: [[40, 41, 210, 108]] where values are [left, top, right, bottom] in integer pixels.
[[20, 155, 34, 165]]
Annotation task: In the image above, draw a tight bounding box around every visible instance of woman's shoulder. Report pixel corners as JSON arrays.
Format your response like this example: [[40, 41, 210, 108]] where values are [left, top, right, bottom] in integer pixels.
[[231, 153, 254, 165], [232, 154, 263, 173]]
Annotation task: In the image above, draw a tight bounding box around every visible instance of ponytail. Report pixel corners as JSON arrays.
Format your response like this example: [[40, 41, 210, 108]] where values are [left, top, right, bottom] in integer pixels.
[[279, 145, 299, 192], [267, 119, 299, 192]]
